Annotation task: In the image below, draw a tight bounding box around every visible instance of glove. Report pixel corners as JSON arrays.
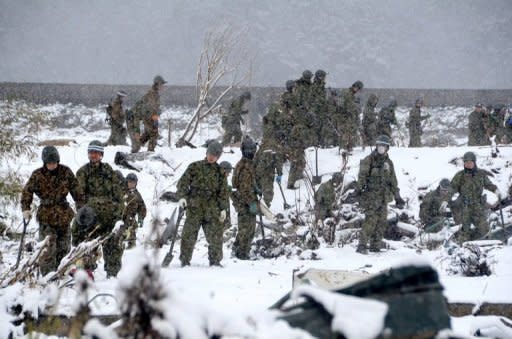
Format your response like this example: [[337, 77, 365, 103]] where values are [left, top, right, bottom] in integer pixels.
[[178, 198, 187, 209], [249, 202, 258, 215], [219, 210, 227, 223], [275, 175, 282, 184], [395, 196, 406, 209], [22, 210, 31, 221], [439, 201, 448, 213]]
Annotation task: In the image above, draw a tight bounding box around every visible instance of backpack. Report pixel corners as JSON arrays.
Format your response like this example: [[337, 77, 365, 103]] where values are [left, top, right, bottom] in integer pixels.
[[506, 114, 512, 128]]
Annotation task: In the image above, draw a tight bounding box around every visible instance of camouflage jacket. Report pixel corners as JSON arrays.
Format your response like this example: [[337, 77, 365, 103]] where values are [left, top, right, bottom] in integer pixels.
[[468, 110, 491, 146], [340, 88, 360, 124], [177, 159, 229, 211], [76, 162, 124, 209], [362, 99, 378, 129], [223, 96, 249, 126], [123, 188, 147, 222], [407, 107, 429, 134], [110, 96, 125, 128], [140, 87, 161, 124], [315, 179, 336, 211], [450, 167, 497, 206], [310, 81, 327, 117], [358, 151, 399, 204], [378, 106, 398, 128], [22, 164, 85, 225], [254, 146, 284, 178], [419, 188, 448, 226], [293, 78, 312, 113], [232, 158, 258, 206]]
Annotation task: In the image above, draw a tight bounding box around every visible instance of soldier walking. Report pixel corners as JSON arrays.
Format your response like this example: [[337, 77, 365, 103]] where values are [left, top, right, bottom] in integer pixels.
[[73, 141, 124, 277], [377, 98, 398, 141], [449, 152, 500, 243], [122, 173, 147, 249], [407, 98, 430, 147], [104, 90, 128, 146], [361, 94, 379, 148], [339, 81, 363, 152], [21, 146, 85, 275], [177, 141, 229, 267], [232, 137, 259, 259], [222, 91, 251, 145], [356, 135, 405, 254]]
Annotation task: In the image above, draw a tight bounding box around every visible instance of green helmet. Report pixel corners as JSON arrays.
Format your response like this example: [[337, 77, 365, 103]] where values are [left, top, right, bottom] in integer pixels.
[[153, 75, 167, 85], [302, 70, 313, 80], [463, 151, 476, 162], [367, 93, 379, 107], [219, 161, 233, 172], [315, 69, 326, 79], [241, 91, 251, 101], [207, 140, 223, 157], [285, 80, 295, 91], [332, 172, 343, 184], [439, 178, 450, 190], [88, 140, 104, 153], [42, 146, 60, 164], [241, 136, 257, 159], [376, 134, 391, 146], [352, 80, 364, 90], [126, 173, 138, 182]]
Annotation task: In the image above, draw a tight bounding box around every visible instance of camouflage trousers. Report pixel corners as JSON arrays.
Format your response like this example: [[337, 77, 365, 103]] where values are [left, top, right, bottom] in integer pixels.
[[179, 207, 224, 265], [233, 207, 256, 259], [129, 131, 141, 153], [140, 121, 159, 151], [287, 149, 305, 188], [256, 170, 275, 207], [39, 224, 71, 276], [362, 125, 377, 148], [359, 203, 387, 251], [105, 123, 127, 146], [455, 205, 489, 244], [408, 132, 422, 147], [222, 125, 243, 145]]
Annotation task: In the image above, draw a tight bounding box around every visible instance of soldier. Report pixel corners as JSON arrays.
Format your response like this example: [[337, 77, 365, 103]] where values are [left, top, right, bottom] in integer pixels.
[[21, 146, 85, 275], [310, 69, 328, 146], [222, 91, 251, 145], [419, 178, 452, 232], [219, 161, 233, 230], [130, 75, 167, 153], [339, 81, 363, 152], [293, 70, 316, 147], [177, 140, 229, 267], [361, 93, 379, 148], [407, 98, 430, 147], [356, 135, 405, 254], [287, 123, 308, 189], [73, 140, 124, 277], [377, 98, 398, 141], [449, 151, 500, 243], [314, 172, 343, 222], [231, 137, 259, 259], [468, 103, 492, 146], [122, 173, 147, 249], [104, 90, 128, 146], [254, 138, 284, 207]]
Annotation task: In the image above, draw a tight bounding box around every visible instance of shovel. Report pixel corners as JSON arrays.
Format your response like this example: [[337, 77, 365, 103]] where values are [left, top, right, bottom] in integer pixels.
[[277, 181, 292, 210]]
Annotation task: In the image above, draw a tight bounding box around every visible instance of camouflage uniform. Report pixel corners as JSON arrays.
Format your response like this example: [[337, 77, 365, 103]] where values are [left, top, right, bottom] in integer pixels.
[[126, 105, 142, 153], [222, 93, 250, 145], [357, 149, 402, 252], [138, 86, 162, 152], [361, 94, 379, 147], [293, 75, 315, 147], [287, 124, 307, 189], [314, 178, 337, 221], [21, 164, 84, 275], [74, 162, 124, 276], [419, 187, 451, 232], [310, 74, 327, 146], [450, 166, 497, 243], [177, 159, 229, 266], [377, 103, 398, 140], [467, 106, 492, 146], [339, 87, 361, 151], [407, 105, 430, 147], [105, 95, 127, 146], [232, 157, 258, 259], [122, 187, 146, 248], [254, 141, 284, 207]]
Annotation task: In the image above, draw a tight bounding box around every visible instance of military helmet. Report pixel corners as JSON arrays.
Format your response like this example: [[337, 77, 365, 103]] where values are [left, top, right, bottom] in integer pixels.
[[352, 80, 364, 90], [415, 97, 424, 106], [367, 93, 379, 106], [285, 80, 295, 91], [439, 178, 450, 190], [153, 75, 167, 85], [126, 173, 138, 182], [117, 90, 127, 97], [302, 70, 313, 80], [219, 161, 233, 172], [42, 145, 60, 164], [241, 136, 257, 159], [206, 140, 223, 157], [389, 98, 398, 108], [475, 102, 483, 108], [375, 134, 391, 146], [241, 91, 251, 100], [332, 172, 343, 184], [315, 69, 326, 79], [88, 140, 104, 153], [463, 151, 476, 162]]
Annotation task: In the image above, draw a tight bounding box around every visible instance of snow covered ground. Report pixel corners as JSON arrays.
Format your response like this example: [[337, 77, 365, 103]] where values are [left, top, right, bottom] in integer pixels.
[[1, 101, 511, 338]]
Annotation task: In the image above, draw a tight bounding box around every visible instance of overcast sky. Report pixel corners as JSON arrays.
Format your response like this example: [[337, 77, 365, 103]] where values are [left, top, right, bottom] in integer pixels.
[[1, 0, 511, 89]]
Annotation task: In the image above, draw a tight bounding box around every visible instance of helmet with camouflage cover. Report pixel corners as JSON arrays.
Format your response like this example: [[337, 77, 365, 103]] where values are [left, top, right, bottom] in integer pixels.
[[352, 80, 364, 90], [302, 70, 313, 80], [206, 140, 223, 157], [241, 91, 251, 101], [153, 75, 167, 85], [375, 134, 391, 146], [126, 173, 138, 182], [285, 80, 295, 91], [88, 140, 104, 154], [332, 172, 343, 185], [241, 136, 257, 159], [463, 151, 476, 162], [219, 161, 233, 172], [315, 69, 327, 80], [42, 145, 60, 164], [439, 178, 450, 190]]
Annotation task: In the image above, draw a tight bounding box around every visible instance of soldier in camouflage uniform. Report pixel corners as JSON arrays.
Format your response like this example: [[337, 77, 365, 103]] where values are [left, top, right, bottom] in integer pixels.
[[419, 178, 452, 232], [122, 173, 147, 249], [287, 123, 308, 189], [314, 172, 343, 222], [232, 137, 259, 259], [177, 140, 229, 266], [73, 141, 124, 277], [293, 70, 316, 147], [222, 91, 251, 145], [468, 103, 492, 146], [449, 152, 499, 243], [407, 98, 430, 147], [377, 98, 398, 142], [338, 81, 363, 152], [21, 146, 85, 275], [254, 139, 284, 207], [310, 70, 328, 147], [219, 161, 233, 230], [277, 80, 297, 148], [361, 93, 379, 148], [356, 135, 405, 254], [104, 90, 128, 146]]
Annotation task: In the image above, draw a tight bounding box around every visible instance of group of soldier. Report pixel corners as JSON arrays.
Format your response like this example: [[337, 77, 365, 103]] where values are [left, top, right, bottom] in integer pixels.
[[20, 71, 511, 276], [468, 102, 512, 146]]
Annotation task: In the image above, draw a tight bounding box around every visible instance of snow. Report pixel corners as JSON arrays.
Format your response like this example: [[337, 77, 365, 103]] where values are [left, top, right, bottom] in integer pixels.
[[1, 101, 512, 337]]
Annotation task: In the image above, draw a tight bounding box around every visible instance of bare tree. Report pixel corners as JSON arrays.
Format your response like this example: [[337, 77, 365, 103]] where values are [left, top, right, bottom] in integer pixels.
[[176, 25, 252, 147]]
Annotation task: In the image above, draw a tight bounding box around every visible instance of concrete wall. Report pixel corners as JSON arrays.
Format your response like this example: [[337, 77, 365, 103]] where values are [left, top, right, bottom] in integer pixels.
[[1, 82, 511, 115]]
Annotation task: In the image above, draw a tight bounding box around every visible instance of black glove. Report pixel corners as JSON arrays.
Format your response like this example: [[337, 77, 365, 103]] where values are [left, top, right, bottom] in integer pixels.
[[395, 196, 406, 209]]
